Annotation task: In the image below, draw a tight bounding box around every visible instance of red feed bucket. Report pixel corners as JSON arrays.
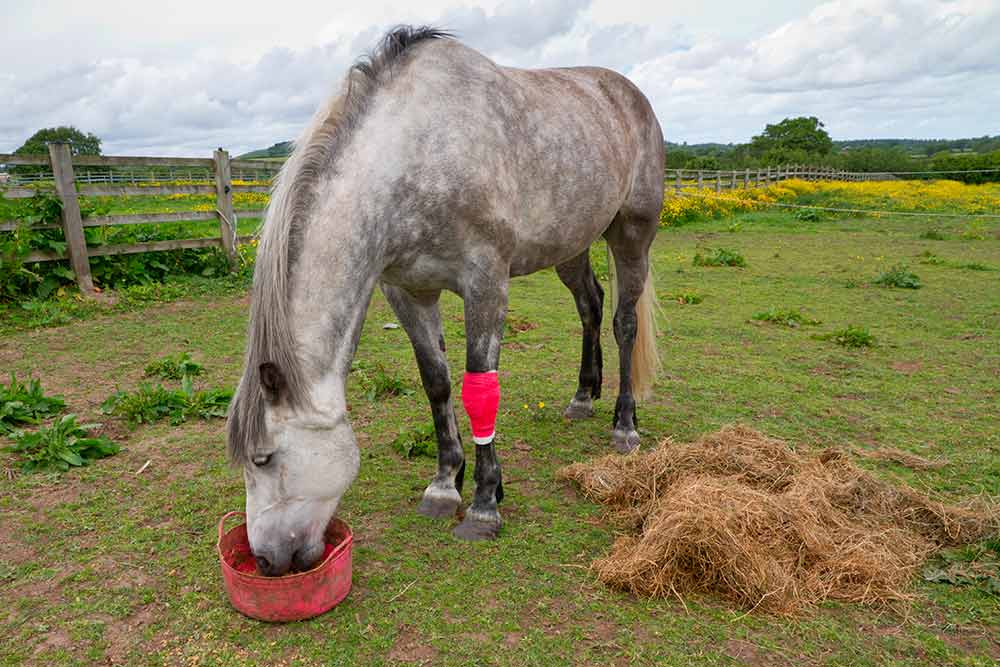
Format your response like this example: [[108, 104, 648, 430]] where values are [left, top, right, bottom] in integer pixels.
[[217, 511, 353, 622]]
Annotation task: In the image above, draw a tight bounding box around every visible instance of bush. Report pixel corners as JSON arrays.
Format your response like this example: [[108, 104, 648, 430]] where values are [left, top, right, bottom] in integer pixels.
[[351, 361, 414, 402], [4, 414, 119, 473], [693, 248, 746, 267], [0, 374, 65, 433], [391, 422, 437, 458], [144, 352, 203, 380], [873, 265, 922, 289], [917, 251, 946, 266], [674, 293, 704, 305], [101, 377, 232, 427], [920, 229, 947, 240], [815, 325, 876, 348], [752, 308, 820, 328]]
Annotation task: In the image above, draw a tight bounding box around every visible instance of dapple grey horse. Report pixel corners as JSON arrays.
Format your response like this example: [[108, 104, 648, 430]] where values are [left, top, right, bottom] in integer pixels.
[[227, 26, 664, 576]]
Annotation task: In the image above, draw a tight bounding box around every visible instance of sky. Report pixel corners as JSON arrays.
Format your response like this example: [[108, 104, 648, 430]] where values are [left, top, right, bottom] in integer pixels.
[[2, 0, 998, 156]]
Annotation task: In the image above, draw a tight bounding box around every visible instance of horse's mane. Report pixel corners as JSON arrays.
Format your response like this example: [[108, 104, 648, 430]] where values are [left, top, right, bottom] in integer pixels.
[[227, 25, 452, 464]]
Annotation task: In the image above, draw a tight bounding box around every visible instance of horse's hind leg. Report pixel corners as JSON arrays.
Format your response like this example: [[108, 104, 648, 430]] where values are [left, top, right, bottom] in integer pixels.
[[555, 251, 604, 419], [605, 211, 659, 453], [382, 284, 466, 519]]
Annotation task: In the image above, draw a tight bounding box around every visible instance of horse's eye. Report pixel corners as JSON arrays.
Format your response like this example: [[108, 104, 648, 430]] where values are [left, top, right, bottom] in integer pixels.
[[252, 453, 273, 468]]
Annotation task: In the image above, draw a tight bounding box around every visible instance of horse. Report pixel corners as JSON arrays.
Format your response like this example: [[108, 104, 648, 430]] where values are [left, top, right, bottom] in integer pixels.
[[227, 25, 664, 576]]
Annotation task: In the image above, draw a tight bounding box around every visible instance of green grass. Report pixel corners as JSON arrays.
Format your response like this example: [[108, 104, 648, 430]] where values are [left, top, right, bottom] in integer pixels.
[[1, 211, 998, 665]]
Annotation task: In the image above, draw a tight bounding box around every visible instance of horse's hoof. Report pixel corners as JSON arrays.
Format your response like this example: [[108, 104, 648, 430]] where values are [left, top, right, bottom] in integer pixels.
[[452, 508, 501, 541], [417, 485, 462, 520], [611, 429, 640, 454], [563, 397, 594, 420]]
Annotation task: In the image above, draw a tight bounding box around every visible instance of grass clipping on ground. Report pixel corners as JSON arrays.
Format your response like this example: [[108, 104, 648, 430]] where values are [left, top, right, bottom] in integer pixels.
[[558, 425, 997, 614]]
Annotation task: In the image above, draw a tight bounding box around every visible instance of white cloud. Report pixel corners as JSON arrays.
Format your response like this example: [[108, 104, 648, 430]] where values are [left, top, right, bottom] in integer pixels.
[[1, 0, 998, 154]]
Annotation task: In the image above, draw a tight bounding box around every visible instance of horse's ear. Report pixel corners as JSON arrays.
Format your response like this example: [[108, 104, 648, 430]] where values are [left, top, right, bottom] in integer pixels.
[[259, 362, 286, 402]]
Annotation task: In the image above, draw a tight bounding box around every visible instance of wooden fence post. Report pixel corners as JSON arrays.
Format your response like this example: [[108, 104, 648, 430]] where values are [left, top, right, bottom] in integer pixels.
[[697, 170, 703, 189], [48, 142, 95, 294], [732, 170, 737, 190], [715, 172, 721, 193], [674, 170, 681, 195], [213, 148, 238, 271], [743, 168, 749, 189]]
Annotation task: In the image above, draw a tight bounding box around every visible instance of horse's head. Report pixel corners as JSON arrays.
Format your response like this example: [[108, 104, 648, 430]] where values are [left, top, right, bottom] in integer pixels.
[[232, 361, 360, 577]]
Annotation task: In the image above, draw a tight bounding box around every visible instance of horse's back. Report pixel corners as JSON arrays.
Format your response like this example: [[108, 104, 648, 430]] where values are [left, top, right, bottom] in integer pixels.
[[367, 38, 663, 280]]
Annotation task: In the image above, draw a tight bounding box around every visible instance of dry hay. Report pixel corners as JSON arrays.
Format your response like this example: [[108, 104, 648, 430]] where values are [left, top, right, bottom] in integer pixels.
[[854, 446, 944, 470], [558, 425, 997, 614]]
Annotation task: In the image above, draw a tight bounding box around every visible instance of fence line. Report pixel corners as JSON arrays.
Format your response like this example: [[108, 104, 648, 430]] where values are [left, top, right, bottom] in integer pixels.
[[0, 144, 273, 293], [3, 150, 997, 294]]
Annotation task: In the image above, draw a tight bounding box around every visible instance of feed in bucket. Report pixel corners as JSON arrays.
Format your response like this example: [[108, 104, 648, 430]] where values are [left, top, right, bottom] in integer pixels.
[[217, 511, 353, 622]]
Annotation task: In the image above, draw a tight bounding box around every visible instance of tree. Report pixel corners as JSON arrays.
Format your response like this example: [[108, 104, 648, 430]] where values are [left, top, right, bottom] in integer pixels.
[[749, 117, 833, 158], [14, 126, 102, 156]]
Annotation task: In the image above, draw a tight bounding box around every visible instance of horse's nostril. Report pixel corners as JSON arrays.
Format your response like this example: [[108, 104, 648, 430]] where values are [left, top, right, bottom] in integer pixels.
[[255, 556, 272, 574]]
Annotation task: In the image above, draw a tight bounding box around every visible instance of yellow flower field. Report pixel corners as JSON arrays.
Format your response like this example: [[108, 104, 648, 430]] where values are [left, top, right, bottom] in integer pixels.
[[659, 178, 1000, 227]]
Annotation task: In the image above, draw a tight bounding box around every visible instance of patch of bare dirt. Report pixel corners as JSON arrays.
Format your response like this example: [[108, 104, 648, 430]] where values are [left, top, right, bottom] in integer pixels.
[[32, 628, 72, 657], [103, 605, 157, 665], [502, 631, 523, 647], [387, 625, 437, 664], [25, 480, 88, 512], [0, 529, 36, 563], [723, 639, 787, 666], [90, 555, 155, 589], [891, 361, 923, 375]]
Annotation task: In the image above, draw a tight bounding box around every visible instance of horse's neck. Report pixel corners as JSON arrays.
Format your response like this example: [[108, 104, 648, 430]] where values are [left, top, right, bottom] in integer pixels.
[[288, 216, 382, 403]]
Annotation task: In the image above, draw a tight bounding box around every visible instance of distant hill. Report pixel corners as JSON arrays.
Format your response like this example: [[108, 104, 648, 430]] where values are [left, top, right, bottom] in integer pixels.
[[242, 134, 1000, 163], [238, 141, 293, 160], [668, 135, 1000, 157]]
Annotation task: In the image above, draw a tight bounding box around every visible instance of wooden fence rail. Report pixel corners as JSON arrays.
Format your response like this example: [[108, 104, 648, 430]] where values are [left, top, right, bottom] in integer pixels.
[[0, 144, 276, 294], [663, 164, 895, 195]]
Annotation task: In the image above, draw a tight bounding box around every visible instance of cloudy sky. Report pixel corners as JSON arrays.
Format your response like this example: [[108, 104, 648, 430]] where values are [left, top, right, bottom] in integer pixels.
[[3, 0, 998, 156]]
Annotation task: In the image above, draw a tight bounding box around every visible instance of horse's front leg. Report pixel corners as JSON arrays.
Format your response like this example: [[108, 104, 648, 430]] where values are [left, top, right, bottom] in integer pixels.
[[453, 272, 508, 541], [382, 285, 466, 519]]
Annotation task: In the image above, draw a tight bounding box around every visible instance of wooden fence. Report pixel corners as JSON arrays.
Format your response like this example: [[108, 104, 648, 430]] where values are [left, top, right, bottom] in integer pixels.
[[0, 143, 279, 293], [664, 165, 894, 195], [0, 149, 898, 295]]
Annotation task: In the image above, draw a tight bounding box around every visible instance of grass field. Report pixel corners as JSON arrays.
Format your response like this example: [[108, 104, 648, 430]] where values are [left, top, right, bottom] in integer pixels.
[[1, 207, 999, 666]]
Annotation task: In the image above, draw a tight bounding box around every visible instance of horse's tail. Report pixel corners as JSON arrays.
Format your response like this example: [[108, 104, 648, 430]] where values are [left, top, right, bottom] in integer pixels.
[[606, 247, 660, 400], [630, 264, 660, 400]]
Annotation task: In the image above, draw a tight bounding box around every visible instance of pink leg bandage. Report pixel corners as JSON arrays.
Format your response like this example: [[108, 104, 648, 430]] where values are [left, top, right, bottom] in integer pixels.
[[461, 371, 500, 445]]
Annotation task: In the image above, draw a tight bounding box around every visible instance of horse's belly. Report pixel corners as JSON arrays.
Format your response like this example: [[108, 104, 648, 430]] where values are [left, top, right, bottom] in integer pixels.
[[381, 256, 463, 293], [508, 202, 619, 276]]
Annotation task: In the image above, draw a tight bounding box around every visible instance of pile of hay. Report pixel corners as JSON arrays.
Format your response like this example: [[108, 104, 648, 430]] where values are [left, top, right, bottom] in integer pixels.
[[558, 425, 997, 614]]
